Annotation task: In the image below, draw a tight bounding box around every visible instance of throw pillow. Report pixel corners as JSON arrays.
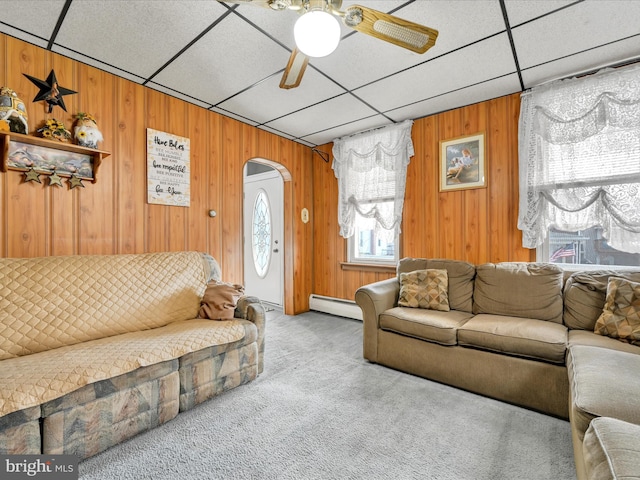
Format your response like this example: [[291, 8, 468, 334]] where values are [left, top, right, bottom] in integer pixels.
[[594, 277, 640, 346], [398, 269, 450, 311], [198, 281, 245, 320]]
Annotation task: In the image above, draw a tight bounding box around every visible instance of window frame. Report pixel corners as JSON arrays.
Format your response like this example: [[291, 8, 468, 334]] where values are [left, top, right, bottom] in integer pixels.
[[347, 208, 400, 266]]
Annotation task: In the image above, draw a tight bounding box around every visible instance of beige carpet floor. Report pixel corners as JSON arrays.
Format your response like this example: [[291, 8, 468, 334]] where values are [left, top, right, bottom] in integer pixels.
[[79, 310, 576, 480]]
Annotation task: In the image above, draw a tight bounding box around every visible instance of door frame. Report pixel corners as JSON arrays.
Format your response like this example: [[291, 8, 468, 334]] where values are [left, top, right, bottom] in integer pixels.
[[243, 158, 293, 313]]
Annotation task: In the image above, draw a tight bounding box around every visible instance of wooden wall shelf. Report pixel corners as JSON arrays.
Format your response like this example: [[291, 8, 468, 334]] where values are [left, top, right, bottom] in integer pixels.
[[0, 131, 110, 183]]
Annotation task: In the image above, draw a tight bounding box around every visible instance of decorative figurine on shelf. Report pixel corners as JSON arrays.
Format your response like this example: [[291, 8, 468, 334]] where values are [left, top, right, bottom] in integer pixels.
[[36, 118, 72, 142], [23, 70, 76, 114], [0, 86, 29, 134], [73, 112, 103, 149]]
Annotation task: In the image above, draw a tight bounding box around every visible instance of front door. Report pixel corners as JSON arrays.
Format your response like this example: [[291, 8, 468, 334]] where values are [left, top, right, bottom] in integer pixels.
[[243, 169, 284, 306]]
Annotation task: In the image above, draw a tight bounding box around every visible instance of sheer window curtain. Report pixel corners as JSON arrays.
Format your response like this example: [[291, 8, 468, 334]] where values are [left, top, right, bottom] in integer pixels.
[[332, 120, 414, 238], [518, 63, 640, 253]]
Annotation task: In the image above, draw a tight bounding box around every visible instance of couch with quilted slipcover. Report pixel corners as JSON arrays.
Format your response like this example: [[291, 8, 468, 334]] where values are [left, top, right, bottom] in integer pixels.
[[355, 258, 640, 480], [0, 251, 265, 459]]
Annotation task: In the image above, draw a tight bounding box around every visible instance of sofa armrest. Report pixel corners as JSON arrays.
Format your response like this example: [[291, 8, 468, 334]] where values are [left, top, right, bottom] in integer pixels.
[[235, 296, 266, 374], [355, 277, 400, 363]]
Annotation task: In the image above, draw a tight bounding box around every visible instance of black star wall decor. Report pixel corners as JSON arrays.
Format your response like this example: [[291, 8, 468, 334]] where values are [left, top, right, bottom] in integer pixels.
[[23, 70, 77, 113]]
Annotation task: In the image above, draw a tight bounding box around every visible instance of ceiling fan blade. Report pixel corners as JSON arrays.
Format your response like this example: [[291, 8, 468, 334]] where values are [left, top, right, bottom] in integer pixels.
[[280, 48, 309, 89], [343, 5, 438, 54]]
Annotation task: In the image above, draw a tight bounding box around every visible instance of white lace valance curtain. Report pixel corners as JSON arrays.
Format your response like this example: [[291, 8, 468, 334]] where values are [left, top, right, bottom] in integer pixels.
[[332, 120, 414, 238], [518, 63, 640, 253]]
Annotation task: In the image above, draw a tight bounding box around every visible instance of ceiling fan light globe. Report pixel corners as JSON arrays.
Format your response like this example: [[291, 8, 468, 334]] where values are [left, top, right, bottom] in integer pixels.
[[294, 11, 340, 58]]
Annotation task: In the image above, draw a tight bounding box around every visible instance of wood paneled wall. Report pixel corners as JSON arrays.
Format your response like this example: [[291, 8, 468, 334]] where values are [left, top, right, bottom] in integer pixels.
[[312, 93, 535, 301], [0, 34, 313, 314], [1, 33, 532, 311]]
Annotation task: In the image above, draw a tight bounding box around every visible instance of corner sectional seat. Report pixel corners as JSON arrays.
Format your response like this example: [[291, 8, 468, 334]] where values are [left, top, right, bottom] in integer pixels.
[[355, 258, 640, 480], [0, 251, 265, 460]]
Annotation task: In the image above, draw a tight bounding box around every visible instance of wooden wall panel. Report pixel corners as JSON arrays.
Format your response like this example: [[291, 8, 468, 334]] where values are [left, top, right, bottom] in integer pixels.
[[312, 93, 532, 302], [0, 34, 314, 315]]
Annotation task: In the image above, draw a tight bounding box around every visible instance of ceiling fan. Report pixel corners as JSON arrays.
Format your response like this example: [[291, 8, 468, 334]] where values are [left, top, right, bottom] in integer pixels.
[[218, 0, 439, 89]]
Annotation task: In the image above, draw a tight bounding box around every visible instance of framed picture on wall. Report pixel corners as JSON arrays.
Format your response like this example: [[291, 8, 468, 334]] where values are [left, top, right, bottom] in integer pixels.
[[439, 132, 486, 191]]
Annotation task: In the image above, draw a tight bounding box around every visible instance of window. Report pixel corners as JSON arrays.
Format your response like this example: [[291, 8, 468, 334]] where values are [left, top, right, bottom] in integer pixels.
[[348, 205, 399, 264], [539, 226, 640, 267], [251, 190, 272, 277], [518, 63, 640, 261], [332, 120, 413, 266]]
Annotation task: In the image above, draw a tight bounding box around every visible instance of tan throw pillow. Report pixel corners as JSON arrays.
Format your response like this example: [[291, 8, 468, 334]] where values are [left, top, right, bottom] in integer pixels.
[[594, 277, 640, 346], [198, 281, 245, 320], [398, 269, 450, 311]]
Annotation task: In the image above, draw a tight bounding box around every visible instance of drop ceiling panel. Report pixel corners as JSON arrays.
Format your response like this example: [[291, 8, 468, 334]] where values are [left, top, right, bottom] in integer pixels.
[[310, 0, 506, 91], [512, 0, 640, 70], [153, 14, 291, 106], [0, 0, 65, 47], [55, 1, 228, 80], [354, 33, 517, 114], [503, 0, 578, 27], [1, 0, 639, 147], [521, 35, 640, 89], [217, 67, 346, 125], [147, 83, 212, 109], [386, 74, 522, 122], [264, 93, 379, 140], [51, 45, 147, 84], [300, 115, 392, 146]]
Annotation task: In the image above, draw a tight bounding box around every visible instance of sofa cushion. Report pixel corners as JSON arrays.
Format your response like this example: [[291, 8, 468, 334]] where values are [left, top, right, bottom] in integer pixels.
[[458, 314, 568, 364], [398, 269, 449, 311], [473, 262, 564, 323], [567, 345, 640, 442], [568, 329, 640, 355], [0, 319, 253, 417], [563, 270, 640, 330], [0, 252, 208, 360], [398, 258, 475, 312], [380, 307, 473, 346], [583, 417, 640, 480], [594, 277, 640, 345]]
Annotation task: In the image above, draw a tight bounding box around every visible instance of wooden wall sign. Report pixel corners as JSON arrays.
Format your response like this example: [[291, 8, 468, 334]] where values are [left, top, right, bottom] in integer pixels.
[[146, 128, 190, 206]]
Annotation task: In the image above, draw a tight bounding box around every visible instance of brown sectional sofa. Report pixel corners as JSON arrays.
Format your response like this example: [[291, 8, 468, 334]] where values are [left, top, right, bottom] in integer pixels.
[[355, 258, 640, 480], [0, 251, 265, 460]]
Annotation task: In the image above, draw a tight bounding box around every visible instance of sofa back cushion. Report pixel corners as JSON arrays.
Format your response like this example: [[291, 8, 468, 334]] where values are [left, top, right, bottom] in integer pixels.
[[473, 262, 564, 323], [0, 251, 207, 359], [563, 270, 640, 330], [397, 258, 475, 312]]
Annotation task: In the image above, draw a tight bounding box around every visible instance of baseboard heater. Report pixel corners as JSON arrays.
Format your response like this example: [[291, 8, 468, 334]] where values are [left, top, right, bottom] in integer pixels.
[[309, 294, 362, 320]]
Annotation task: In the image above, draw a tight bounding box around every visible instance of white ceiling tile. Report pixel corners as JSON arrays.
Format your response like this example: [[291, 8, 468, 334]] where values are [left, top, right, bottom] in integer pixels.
[[264, 93, 379, 139], [309, 0, 505, 90], [210, 107, 259, 126], [386, 74, 522, 122], [521, 36, 640, 89], [55, 0, 228, 79], [153, 15, 290, 106], [300, 115, 392, 146], [512, 0, 640, 69], [0, 0, 65, 46], [146, 83, 212, 109], [217, 65, 346, 125], [503, 0, 577, 27], [52, 45, 146, 84], [354, 33, 517, 113]]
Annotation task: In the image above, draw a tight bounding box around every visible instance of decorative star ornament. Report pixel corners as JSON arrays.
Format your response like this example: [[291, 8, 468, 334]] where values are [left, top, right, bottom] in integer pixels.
[[48, 171, 63, 187], [24, 167, 41, 183], [69, 175, 84, 189], [23, 70, 77, 113]]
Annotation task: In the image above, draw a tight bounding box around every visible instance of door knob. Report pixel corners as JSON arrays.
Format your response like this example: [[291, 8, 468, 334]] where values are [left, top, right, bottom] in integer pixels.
[[273, 248, 279, 253]]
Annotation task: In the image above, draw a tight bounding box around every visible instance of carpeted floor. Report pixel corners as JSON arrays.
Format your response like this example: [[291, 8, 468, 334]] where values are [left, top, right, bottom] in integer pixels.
[[79, 310, 576, 480]]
